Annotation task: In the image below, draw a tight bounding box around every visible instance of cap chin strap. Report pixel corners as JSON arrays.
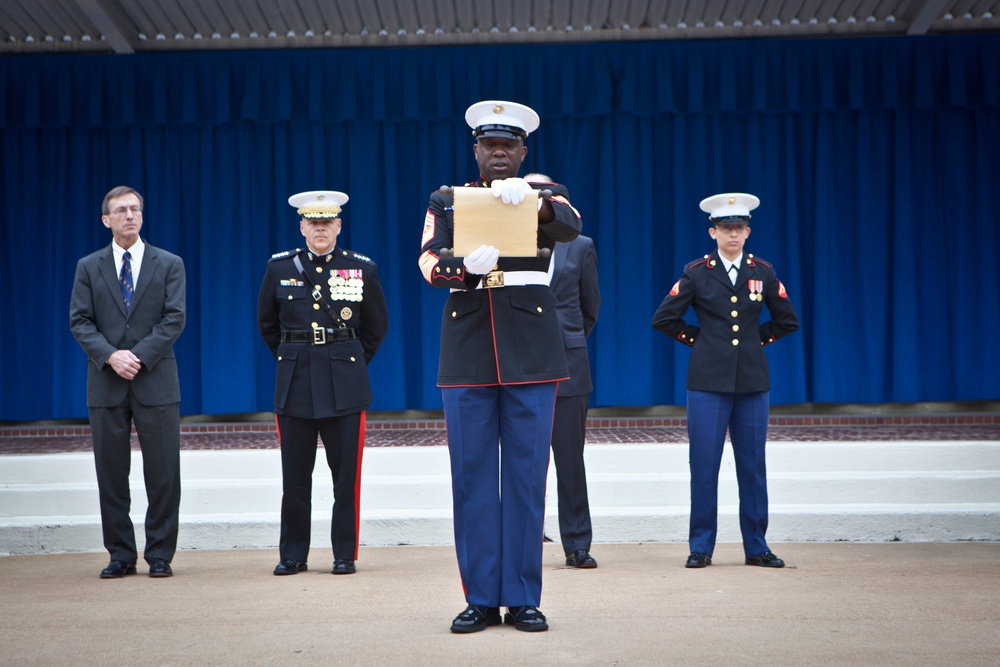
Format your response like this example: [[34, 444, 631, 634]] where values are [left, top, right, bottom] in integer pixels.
[[473, 124, 528, 139]]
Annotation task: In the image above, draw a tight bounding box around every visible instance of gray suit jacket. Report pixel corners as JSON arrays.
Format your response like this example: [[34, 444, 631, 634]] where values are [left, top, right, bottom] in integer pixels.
[[550, 235, 601, 397], [70, 242, 186, 407]]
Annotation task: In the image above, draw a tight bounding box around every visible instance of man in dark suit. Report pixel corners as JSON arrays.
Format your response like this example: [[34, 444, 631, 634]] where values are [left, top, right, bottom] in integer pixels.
[[527, 173, 602, 569], [652, 192, 798, 570], [70, 185, 186, 579], [257, 190, 388, 577]]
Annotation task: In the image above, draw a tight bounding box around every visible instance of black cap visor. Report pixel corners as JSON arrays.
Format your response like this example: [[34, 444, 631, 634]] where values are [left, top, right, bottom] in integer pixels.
[[473, 123, 527, 140]]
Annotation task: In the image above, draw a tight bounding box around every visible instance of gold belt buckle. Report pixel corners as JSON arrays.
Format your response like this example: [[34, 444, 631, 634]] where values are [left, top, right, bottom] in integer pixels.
[[484, 270, 504, 288], [312, 325, 326, 345]]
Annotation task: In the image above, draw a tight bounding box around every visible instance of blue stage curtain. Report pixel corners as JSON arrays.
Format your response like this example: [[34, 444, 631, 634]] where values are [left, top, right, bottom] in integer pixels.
[[2, 34, 998, 421]]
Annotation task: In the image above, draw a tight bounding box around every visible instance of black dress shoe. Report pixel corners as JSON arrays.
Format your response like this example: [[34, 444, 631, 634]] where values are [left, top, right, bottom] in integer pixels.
[[450, 604, 502, 633], [746, 551, 785, 568], [273, 560, 307, 575], [504, 606, 549, 632], [685, 552, 712, 568], [99, 560, 137, 579], [332, 559, 356, 575], [565, 550, 598, 569], [148, 558, 173, 578]]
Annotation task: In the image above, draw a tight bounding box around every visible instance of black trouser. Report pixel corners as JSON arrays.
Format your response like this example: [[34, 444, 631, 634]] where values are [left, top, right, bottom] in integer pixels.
[[276, 412, 364, 563], [551, 393, 593, 555], [90, 390, 181, 565]]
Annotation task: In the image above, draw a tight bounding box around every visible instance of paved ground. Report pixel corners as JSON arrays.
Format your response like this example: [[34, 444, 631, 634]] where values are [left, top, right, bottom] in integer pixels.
[[2, 542, 999, 666]]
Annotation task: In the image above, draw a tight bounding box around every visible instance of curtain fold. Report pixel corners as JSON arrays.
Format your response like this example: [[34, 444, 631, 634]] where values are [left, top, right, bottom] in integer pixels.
[[2, 33, 999, 421]]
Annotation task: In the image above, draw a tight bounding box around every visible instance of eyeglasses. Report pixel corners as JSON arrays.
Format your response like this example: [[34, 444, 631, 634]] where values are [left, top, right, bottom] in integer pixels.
[[109, 205, 142, 216]]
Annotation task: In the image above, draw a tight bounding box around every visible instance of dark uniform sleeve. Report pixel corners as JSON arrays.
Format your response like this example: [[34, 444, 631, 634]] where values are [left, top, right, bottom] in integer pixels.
[[538, 184, 583, 245], [418, 190, 478, 290], [359, 265, 388, 364], [257, 265, 281, 357], [757, 271, 799, 346], [651, 261, 703, 347]]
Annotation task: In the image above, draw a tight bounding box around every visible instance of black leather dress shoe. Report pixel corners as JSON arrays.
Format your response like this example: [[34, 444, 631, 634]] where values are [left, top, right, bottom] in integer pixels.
[[746, 551, 785, 568], [273, 560, 307, 575], [99, 560, 137, 579], [565, 550, 598, 569], [332, 559, 356, 575], [148, 558, 173, 578], [504, 606, 549, 632], [685, 552, 712, 568], [450, 604, 502, 633]]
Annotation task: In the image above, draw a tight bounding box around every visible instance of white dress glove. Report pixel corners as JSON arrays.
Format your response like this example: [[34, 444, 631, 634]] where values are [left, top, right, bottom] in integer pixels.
[[490, 177, 530, 205], [463, 244, 500, 275]]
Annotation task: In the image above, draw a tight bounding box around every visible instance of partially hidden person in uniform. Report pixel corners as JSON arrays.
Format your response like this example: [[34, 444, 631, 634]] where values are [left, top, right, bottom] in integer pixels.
[[69, 185, 186, 579], [525, 173, 602, 570], [257, 190, 388, 577], [418, 102, 582, 633], [651, 193, 799, 570]]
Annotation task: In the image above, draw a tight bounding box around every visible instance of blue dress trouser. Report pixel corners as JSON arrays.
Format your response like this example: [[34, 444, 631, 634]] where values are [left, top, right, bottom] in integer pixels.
[[687, 389, 771, 558], [443, 383, 557, 608]]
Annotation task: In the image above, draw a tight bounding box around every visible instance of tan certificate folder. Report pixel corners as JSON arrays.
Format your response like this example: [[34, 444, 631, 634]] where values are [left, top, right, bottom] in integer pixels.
[[452, 186, 539, 257]]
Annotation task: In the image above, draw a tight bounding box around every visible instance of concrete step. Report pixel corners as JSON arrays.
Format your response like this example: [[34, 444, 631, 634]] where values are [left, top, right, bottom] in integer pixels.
[[9, 467, 999, 517], [2, 440, 998, 554]]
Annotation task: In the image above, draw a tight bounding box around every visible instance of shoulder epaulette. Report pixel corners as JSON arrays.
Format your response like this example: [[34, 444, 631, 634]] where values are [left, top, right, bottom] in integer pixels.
[[688, 256, 711, 270], [746, 253, 772, 269], [269, 248, 300, 262], [339, 248, 375, 265]]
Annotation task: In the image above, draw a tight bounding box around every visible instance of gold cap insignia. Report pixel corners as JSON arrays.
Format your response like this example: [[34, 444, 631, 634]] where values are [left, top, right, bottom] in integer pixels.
[[493, 104, 505, 114], [728, 196, 737, 205]]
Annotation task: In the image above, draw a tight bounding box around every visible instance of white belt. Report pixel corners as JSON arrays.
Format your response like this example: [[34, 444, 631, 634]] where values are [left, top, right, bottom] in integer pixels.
[[477, 270, 550, 289], [451, 270, 551, 292]]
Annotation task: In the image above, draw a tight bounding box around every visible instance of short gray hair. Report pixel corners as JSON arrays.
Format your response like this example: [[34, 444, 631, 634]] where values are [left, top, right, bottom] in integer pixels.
[[101, 186, 144, 215]]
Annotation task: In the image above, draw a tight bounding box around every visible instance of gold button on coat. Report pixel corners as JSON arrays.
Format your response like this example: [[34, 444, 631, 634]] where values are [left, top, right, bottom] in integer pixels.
[[732, 339, 739, 346], [731, 310, 738, 318]]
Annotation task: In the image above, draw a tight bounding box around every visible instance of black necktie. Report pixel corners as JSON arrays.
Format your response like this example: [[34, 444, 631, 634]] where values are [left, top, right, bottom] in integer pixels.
[[728, 264, 739, 285], [119, 251, 134, 314]]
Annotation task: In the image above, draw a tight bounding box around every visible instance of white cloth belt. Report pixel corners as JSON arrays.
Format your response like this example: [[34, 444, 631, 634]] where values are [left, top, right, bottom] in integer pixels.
[[451, 270, 551, 292]]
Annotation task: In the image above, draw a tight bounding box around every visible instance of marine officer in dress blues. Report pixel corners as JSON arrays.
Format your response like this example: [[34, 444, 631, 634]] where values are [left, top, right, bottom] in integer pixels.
[[258, 190, 388, 577], [652, 193, 799, 570], [419, 101, 582, 633]]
